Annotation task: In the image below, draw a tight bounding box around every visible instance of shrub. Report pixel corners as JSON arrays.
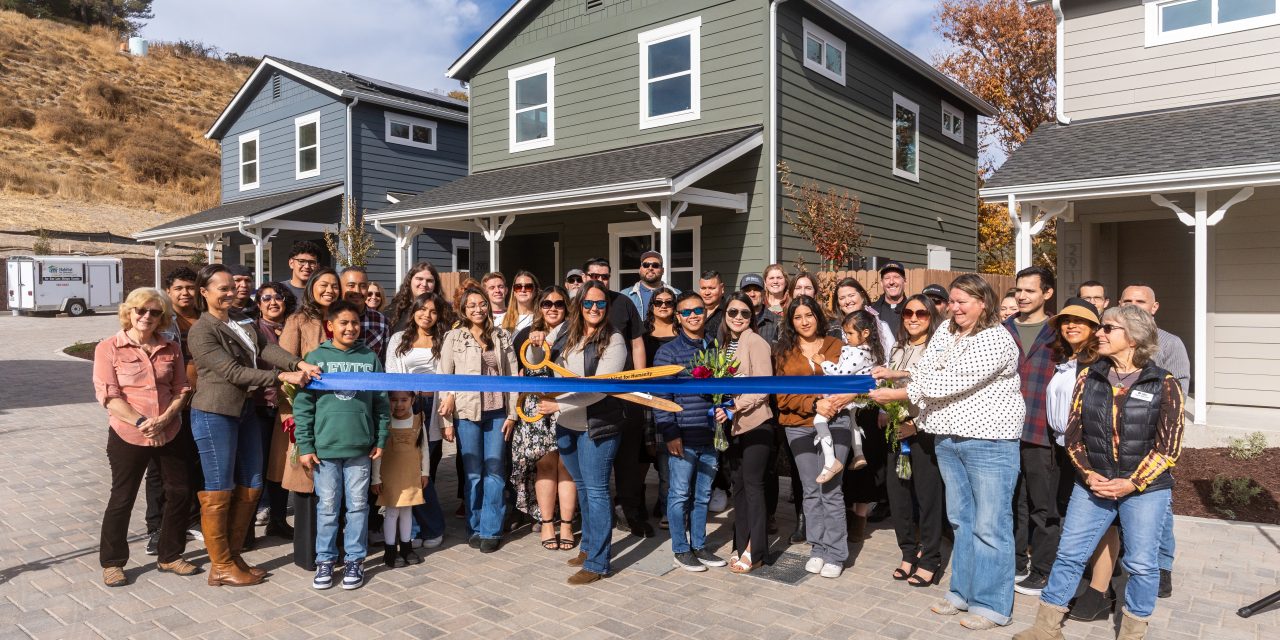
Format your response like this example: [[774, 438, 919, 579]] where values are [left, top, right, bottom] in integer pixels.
[[32, 228, 52, 254], [0, 105, 36, 129], [79, 79, 140, 121], [33, 108, 97, 145], [1227, 432, 1268, 460], [115, 128, 217, 185], [1210, 474, 1262, 520], [151, 39, 221, 60], [223, 52, 260, 68]]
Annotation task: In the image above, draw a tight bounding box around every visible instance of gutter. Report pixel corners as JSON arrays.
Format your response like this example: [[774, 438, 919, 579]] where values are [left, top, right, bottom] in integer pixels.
[[346, 96, 359, 207], [769, 0, 789, 266], [1052, 1, 1070, 124]]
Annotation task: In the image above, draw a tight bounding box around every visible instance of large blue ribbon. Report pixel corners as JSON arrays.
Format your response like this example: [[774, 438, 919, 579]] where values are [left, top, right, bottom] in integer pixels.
[[308, 372, 876, 395]]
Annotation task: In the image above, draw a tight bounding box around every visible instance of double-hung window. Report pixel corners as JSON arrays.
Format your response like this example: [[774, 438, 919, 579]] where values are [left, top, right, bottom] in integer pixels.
[[238, 130, 259, 191], [509, 58, 555, 152], [892, 93, 920, 182], [638, 17, 701, 129], [941, 101, 964, 144], [295, 112, 320, 179], [1145, 0, 1279, 46], [802, 18, 845, 85], [385, 112, 437, 150]]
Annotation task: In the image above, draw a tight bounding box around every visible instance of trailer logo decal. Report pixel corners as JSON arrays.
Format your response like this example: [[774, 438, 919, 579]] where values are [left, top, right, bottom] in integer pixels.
[[43, 265, 82, 282]]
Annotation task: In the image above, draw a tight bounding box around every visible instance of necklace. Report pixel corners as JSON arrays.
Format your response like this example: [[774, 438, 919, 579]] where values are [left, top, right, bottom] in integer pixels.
[[1112, 368, 1140, 391]]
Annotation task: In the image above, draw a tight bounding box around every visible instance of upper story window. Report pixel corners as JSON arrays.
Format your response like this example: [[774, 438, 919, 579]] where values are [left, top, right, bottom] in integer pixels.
[[238, 130, 259, 191], [638, 17, 701, 129], [1145, 0, 1279, 46], [892, 93, 920, 182], [295, 112, 321, 179], [802, 18, 845, 85], [941, 101, 964, 144], [385, 112, 437, 150], [508, 58, 555, 153]]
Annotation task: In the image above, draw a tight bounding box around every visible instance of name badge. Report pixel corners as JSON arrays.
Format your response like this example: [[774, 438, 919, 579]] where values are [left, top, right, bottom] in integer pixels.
[[1130, 390, 1155, 403]]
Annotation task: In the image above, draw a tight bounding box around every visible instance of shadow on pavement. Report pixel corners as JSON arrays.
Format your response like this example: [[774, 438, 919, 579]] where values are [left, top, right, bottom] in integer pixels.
[[0, 359, 97, 414]]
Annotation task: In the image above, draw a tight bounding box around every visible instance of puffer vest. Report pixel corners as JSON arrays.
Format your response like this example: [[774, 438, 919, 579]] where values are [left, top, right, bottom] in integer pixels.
[[1078, 359, 1174, 493]]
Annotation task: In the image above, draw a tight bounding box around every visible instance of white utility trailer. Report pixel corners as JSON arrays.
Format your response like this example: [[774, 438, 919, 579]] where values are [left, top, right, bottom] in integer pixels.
[[6, 255, 123, 317]]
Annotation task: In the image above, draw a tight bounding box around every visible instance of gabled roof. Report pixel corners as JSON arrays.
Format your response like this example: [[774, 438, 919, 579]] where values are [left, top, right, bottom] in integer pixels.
[[134, 183, 344, 241], [447, 0, 995, 117], [206, 56, 468, 139], [982, 96, 1280, 197]]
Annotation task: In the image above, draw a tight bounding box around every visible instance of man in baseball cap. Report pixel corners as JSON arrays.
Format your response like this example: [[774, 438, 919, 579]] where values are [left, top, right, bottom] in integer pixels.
[[921, 283, 949, 316], [870, 260, 907, 329], [564, 269, 584, 298]]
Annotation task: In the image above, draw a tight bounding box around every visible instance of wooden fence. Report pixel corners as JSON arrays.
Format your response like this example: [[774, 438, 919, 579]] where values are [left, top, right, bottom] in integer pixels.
[[819, 269, 1015, 302]]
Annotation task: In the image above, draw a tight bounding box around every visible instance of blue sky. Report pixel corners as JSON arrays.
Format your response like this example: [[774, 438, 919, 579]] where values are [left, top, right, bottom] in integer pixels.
[[143, 0, 948, 92]]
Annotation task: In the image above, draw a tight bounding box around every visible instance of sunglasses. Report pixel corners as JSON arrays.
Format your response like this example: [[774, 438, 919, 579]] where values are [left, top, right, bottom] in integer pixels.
[[586, 273, 610, 281], [641, 261, 662, 269], [258, 295, 283, 303], [653, 298, 675, 308], [677, 307, 706, 318], [133, 308, 163, 318], [901, 309, 932, 320], [512, 283, 536, 291], [1099, 324, 1126, 335], [540, 299, 567, 310], [725, 308, 752, 319], [581, 299, 608, 310], [565, 276, 583, 284]]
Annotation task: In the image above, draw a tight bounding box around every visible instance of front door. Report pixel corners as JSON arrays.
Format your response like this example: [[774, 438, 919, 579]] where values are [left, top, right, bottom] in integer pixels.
[[88, 264, 111, 308], [499, 232, 559, 289]]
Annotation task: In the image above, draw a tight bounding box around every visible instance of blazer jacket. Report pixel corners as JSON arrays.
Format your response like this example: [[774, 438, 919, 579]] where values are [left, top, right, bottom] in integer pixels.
[[187, 310, 301, 417]]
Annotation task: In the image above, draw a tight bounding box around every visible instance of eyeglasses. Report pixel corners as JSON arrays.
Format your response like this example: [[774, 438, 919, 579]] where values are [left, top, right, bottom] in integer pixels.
[[464, 303, 489, 311], [258, 295, 282, 303], [291, 258, 318, 268], [725, 308, 752, 319], [566, 276, 583, 284], [1099, 324, 1126, 335], [901, 309, 932, 320], [133, 308, 163, 318], [676, 307, 706, 318], [653, 298, 675, 308], [585, 272, 609, 281], [581, 299, 608, 310], [513, 283, 536, 291], [540, 299, 567, 310], [641, 261, 662, 269]]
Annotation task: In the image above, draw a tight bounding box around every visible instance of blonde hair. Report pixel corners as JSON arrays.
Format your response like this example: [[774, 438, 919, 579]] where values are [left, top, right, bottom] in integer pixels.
[[118, 287, 174, 332], [1102, 305, 1159, 367], [947, 274, 1000, 334]]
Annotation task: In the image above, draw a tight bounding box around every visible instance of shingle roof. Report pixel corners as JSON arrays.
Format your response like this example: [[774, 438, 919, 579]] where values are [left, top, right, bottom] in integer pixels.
[[267, 57, 468, 111], [136, 183, 343, 237], [985, 97, 1280, 190], [380, 126, 763, 214]]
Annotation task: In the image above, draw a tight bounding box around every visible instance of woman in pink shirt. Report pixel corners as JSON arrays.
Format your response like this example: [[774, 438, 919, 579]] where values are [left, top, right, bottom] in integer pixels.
[[93, 288, 198, 587]]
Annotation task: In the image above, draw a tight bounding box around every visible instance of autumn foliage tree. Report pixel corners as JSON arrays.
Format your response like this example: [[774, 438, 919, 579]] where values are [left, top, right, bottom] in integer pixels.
[[936, 0, 1057, 274], [779, 161, 866, 302]]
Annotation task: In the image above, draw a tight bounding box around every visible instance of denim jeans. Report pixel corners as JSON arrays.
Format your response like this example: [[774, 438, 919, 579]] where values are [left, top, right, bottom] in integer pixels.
[[314, 455, 371, 564], [1041, 483, 1171, 619], [935, 435, 1020, 626], [190, 401, 263, 491], [557, 426, 620, 575], [457, 410, 508, 540], [412, 439, 446, 540], [667, 443, 719, 555], [1158, 497, 1175, 572]]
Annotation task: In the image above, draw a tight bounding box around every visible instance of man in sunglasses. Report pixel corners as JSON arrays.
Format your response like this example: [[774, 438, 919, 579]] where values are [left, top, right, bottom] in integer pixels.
[[563, 269, 585, 299], [625, 251, 679, 321]]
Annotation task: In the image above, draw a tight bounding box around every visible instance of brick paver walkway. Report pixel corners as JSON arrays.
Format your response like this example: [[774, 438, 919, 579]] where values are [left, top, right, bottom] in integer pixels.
[[1, 314, 1276, 639]]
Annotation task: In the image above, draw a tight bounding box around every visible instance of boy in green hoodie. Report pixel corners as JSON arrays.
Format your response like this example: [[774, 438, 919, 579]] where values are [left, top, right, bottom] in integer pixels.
[[294, 301, 390, 591]]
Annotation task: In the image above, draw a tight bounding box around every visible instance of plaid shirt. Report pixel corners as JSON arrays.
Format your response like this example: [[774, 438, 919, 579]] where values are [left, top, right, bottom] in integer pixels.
[[1004, 317, 1059, 447], [361, 309, 392, 361]]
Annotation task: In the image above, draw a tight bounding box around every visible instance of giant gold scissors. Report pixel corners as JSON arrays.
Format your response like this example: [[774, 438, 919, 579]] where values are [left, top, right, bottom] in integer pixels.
[[516, 339, 684, 422]]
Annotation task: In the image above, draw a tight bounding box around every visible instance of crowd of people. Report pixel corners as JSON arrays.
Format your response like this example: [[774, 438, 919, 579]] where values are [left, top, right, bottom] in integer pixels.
[[91, 240, 1187, 638]]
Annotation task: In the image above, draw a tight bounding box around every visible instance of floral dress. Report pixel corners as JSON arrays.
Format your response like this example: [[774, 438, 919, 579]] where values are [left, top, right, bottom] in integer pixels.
[[509, 328, 562, 520]]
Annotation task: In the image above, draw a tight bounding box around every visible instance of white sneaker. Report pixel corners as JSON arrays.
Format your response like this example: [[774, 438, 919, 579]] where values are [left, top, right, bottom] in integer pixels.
[[820, 563, 843, 578], [709, 489, 729, 513], [805, 557, 824, 574], [423, 536, 444, 549], [186, 528, 203, 542], [255, 507, 270, 526]]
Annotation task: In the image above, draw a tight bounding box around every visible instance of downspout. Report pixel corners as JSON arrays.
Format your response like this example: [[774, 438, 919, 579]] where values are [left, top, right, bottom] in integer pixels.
[[768, 0, 789, 265], [1052, 1, 1070, 124], [342, 96, 360, 268]]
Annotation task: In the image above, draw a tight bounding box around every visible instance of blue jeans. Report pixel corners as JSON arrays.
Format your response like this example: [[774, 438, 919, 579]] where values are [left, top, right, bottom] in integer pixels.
[[1041, 483, 1171, 619], [557, 426, 620, 575], [190, 401, 262, 491], [935, 436, 1020, 626], [1158, 497, 1175, 571], [457, 410, 508, 540], [314, 455, 371, 564], [667, 443, 718, 555], [412, 439, 446, 540]]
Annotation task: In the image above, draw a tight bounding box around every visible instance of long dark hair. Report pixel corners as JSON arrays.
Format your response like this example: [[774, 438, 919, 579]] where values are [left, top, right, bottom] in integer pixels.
[[395, 292, 448, 359], [457, 287, 495, 351], [831, 277, 872, 318], [717, 292, 758, 347], [299, 267, 340, 321], [643, 286, 678, 334], [840, 309, 886, 365], [532, 286, 570, 332], [255, 281, 297, 320], [564, 280, 615, 358], [195, 264, 230, 312], [894, 293, 941, 346], [773, 295, 827, 367], [390, 261, 442, 328], [1050, 316, 1100, 365]]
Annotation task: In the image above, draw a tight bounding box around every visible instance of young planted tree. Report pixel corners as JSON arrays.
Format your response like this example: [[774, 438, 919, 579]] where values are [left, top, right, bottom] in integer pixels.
[[325, 196, 379, 268], [936, 0, 1057, 274], [779, 161, 866, 303]]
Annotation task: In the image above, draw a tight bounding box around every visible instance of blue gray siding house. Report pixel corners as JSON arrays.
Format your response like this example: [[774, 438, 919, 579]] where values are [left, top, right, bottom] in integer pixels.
[[135, 56, 471, 290]]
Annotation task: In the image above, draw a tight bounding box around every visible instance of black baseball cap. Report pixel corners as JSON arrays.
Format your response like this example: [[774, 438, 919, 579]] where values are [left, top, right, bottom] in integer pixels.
[[879, 261, 905, 277], [739, 273, 764, 290], [922, 284, 948, 302]]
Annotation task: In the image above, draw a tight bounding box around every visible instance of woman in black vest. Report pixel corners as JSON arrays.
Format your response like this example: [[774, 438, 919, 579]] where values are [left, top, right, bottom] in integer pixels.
[[1015, 305, 1184, 640], [535, 280, 627, 585]]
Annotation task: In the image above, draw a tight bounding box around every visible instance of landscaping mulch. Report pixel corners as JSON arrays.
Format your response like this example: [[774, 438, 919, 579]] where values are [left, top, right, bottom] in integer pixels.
[[63, 340, 99, 360], [1173, 448, 1280, 524]]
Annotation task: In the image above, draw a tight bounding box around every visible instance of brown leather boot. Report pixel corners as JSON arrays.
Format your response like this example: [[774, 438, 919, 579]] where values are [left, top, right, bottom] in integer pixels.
[[199, 490, 263, 587], [229, 486, 267, 579]]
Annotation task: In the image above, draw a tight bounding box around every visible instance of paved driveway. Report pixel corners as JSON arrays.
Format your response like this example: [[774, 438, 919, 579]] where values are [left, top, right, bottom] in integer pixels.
[[0, 314, 1276, 639]]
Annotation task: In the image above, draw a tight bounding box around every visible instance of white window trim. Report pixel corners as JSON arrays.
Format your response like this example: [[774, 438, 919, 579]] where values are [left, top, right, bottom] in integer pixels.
[[452, 237, 470, 273], [892, 92, 921, 183], [385, 112, 438, 151], [239, 243, 271, 282], [1144, 0, 1280, 47], [638, 16, 702, 130], [238, 130, 260, 191], [508, 57, 555, 153], [801, 18, 846, 86], [294, 111, 321, 179], [941, 100, 964, 144], [607, 217, 702, 291]]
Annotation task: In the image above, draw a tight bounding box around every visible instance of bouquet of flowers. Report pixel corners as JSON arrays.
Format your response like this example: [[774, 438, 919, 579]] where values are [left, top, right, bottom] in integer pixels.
[[281, 381, 300, 464], [856, 380, 913, 480], [689, 342, 739, 452]]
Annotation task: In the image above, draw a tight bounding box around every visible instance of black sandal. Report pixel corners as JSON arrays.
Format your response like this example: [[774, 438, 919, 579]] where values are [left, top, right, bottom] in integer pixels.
[[540, 518, 559, 551], [893, 561, 916, 580], [907, 569, 938, 587], [557, 515, 578, 551]]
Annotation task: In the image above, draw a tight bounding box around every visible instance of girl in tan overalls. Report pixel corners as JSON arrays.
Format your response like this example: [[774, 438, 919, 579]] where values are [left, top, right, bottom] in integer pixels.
[[372, 391, 429, 568]]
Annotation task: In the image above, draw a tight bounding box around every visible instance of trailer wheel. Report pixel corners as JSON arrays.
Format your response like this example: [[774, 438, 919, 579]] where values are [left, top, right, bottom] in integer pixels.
[[66, 300, 87, 317]]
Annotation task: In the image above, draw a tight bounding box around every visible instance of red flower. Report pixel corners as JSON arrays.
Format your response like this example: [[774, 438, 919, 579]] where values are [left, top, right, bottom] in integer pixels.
[[691, 365, 712, 379], [726, 365, 738, 375]]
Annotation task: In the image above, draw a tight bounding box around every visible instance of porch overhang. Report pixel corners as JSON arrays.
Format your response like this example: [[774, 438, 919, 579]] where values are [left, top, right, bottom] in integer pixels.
[[980, 162, 1280, 203]]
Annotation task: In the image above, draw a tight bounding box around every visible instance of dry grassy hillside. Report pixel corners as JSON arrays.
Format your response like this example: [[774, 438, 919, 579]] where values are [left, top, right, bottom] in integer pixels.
[[0, 10, 251, 235]]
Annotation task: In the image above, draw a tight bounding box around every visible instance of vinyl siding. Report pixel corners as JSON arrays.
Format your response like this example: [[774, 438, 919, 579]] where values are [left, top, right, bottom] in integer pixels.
[[776, 4, 979, 271], [466, 0, 767, 172], [219, 73, 347, 203], [1063, 0, 1280, 120]]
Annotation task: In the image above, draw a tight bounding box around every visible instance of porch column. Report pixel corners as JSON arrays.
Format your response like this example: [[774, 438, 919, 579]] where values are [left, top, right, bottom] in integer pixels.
[[152, 242, 167, 288], [396, 225, 421, 288], [476, 216, 514, 273], [637, 199, 689, 274], [236, 223, 280, 288], [1008, 197, 1071, 272], [202, 234, 219, 264]]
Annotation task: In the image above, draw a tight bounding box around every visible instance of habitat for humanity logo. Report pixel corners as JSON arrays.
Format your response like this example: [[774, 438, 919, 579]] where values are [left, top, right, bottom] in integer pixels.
[[43, 264, 81, 281]]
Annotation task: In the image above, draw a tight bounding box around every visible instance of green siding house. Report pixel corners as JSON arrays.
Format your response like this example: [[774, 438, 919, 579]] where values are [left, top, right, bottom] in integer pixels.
[[369, 0, 994, 291]]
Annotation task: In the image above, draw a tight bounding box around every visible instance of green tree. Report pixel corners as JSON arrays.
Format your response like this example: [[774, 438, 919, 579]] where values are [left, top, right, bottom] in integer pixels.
[[3, 0, 154, 34]]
